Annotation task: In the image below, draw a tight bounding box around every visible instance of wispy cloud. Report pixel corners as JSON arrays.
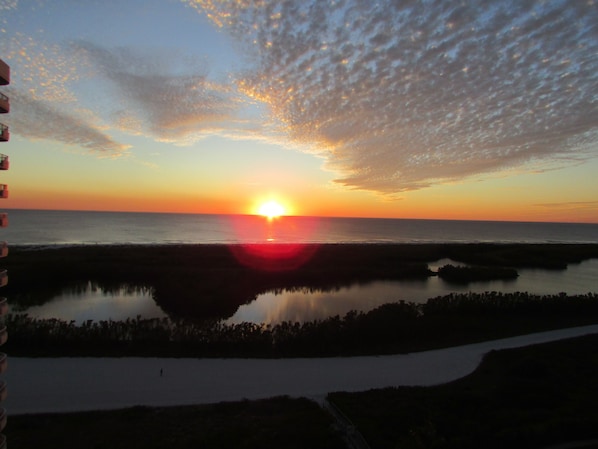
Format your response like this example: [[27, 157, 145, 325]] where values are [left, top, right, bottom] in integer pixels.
[[535, 201, 598, 211], [189, 0, 598, 194], [1, 27, 246, 152], [72, 41, 243, 143], [1, 33, 129, 156], [7, 89, 130, 155]]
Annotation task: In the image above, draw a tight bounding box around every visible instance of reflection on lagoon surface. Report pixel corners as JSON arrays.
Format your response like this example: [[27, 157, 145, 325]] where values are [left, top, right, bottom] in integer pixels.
[[18, 259, 598, 325], [22, 283, 166, 324], [230, 258, 598, 324], [227, 280, 432, 324]]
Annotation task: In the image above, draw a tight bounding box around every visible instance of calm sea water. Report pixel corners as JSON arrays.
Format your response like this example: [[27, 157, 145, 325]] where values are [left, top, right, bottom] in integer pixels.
[[3, 209, 598, 245], [5, 209, 598, 324]]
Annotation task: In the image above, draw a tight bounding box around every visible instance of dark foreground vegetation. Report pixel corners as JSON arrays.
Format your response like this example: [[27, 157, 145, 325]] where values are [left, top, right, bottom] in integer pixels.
[[5, 243, 598, 322], [437, 263, 519, 283], [5, 244, 598, 447], [7, 334, 598, 449], [330, 333, 598, 449], [7, 292, 598, 357], [7, 396, 345, 449]]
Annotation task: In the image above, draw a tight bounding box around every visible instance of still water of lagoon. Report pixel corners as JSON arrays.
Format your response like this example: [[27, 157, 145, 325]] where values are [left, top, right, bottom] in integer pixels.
[[19, 258, 598, 325]]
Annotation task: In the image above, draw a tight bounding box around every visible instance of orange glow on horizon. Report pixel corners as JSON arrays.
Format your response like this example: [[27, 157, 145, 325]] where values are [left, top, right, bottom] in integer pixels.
[[6, 186, 598, 224]]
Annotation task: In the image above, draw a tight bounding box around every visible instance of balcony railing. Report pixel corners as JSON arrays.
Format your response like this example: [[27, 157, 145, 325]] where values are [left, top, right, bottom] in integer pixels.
[[0, 125, 7, 143], [0, 59, 8, 85], [0, 93, 7, 114], [0, 186, 7, 199]]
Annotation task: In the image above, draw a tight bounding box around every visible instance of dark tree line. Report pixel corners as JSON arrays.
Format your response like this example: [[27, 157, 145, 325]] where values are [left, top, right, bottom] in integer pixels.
[[437, 264, 519, 283], [5, 243, 598, 322], [6, 292, 598, 358]]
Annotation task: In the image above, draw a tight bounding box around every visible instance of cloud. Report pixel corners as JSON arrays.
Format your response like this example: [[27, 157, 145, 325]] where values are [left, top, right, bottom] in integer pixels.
[[1, 26, 245, 151], [535, 201, 598, 211], [72, 41, 243, 143], [7, 89, 130, 155], [1, 33, 129, 156], [190, 0, 598, 194]]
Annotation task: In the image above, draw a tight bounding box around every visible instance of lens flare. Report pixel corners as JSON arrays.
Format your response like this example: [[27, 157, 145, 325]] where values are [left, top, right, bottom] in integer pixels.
[[229, 243, 319, 272]]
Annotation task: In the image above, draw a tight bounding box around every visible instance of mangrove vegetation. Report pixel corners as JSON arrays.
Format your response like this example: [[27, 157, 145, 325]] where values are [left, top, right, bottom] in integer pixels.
[[4, 243, 598, 322], [6, 291, 598, 358]]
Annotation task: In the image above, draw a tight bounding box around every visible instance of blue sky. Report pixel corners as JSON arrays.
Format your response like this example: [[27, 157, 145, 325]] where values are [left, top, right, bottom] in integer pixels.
[[1, 0, 597, 222]]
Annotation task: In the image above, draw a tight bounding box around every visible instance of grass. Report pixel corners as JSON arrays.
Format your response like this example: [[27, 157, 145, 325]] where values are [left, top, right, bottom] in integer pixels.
[[7, 396, 346, 449], [329, 333, 598, 449]]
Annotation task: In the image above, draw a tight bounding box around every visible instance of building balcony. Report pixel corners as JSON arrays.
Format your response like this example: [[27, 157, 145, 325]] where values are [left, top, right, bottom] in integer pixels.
[[0, 214, 6, 228], [0, 154, 7, 170], [0, 93, 7, 114], [0, 59, 8, 85], [0, 271, 6, 288], [0, 186, 7, 199], [0, 125, 7, 143], [0, 298, 7, 317]]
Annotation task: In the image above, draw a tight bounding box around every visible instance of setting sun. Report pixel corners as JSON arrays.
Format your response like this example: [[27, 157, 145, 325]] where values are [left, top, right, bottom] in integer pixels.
[[258, 200, 286, 219]]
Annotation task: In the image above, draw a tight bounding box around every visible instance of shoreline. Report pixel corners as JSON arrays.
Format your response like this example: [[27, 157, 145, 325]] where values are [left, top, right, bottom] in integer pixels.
[[10, 239, 598, 248]]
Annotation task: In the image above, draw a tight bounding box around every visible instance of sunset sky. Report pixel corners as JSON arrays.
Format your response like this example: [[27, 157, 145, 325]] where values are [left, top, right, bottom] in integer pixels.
[[1, 0, 597, 222]]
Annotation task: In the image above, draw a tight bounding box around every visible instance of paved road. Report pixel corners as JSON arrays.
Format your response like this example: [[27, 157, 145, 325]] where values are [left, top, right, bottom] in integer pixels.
[[5, 325, 598, 415]]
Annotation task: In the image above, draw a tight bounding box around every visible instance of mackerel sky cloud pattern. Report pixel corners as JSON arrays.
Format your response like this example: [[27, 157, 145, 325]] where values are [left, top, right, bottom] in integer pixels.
[[1, 0, 597, 196], [191, 0, 598, 194]]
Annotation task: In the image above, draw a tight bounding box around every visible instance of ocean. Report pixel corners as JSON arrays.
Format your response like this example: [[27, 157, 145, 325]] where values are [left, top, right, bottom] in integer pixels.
[[4, 209, 598, 324], [3, 209, 598, 245]]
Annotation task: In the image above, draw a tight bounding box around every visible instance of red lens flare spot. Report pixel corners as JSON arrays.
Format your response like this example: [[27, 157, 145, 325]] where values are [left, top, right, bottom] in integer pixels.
[[228, 214, 324, 271], [229, 243, 319, 272]]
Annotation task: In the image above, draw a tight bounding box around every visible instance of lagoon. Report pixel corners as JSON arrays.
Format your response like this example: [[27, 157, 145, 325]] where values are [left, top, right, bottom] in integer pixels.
[[19, 258, 598, 325]]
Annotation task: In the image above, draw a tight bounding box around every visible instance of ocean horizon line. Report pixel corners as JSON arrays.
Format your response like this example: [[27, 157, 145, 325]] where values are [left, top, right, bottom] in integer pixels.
[[3, 209, 597, 246], [4, 207, 598, 226]]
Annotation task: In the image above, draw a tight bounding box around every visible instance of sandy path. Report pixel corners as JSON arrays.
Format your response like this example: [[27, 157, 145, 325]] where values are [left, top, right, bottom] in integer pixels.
[[5, 325, 598, 415]]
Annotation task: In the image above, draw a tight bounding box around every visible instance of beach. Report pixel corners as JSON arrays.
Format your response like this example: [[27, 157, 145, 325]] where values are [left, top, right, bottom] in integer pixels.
[[6, 325, 598, 415]]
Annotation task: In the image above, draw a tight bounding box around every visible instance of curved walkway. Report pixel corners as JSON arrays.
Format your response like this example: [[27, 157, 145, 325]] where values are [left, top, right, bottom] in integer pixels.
[[5, 325, 598, 415]]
